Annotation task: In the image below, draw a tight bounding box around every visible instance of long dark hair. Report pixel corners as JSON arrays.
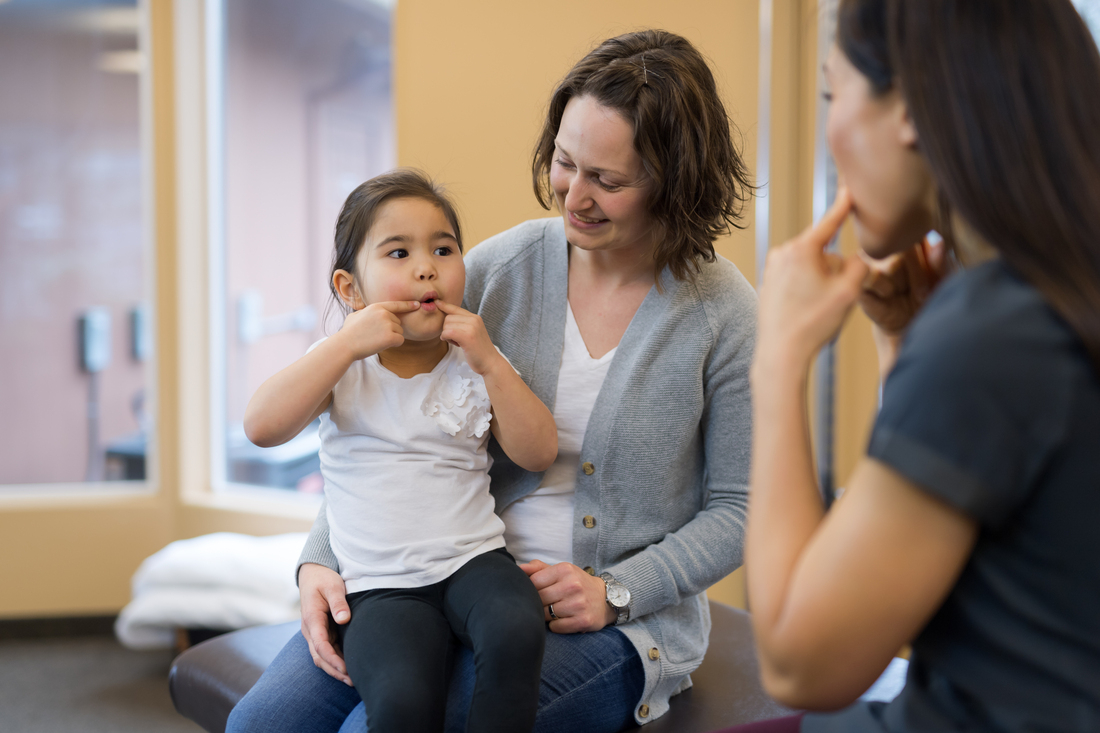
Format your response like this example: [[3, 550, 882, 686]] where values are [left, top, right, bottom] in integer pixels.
[[532, 30, 754, 283], [839, 0, 1100, 374]]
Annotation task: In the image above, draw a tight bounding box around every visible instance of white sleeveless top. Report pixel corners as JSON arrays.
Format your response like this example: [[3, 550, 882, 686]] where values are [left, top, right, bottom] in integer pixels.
[[500, 303, 614, 565], [314, 341, 506, 593]]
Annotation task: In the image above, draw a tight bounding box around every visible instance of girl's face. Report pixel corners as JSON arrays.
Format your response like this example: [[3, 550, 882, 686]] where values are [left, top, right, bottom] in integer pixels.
[[550, 95, 656, 257], [352, 196, 465, 342], [824, 45, 936, 258]]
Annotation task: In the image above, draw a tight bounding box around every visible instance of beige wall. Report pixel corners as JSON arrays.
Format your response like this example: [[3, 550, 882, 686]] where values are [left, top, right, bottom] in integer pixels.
[[393, 0, 760, 279], [1, 0, 883, 619]]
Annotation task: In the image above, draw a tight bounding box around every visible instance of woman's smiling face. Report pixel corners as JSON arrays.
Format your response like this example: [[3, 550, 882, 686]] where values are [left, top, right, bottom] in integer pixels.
[[550, 95, 656, 258]]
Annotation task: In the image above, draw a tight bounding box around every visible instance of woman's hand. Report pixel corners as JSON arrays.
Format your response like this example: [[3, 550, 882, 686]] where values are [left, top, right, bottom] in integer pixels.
[[298, 562, 353, 686], [336, 300, 421, 361], [436, 300, 508, 377], [520, 560, 616, 633], [755, 188, 868, 376], [859, 236, 950, 377]]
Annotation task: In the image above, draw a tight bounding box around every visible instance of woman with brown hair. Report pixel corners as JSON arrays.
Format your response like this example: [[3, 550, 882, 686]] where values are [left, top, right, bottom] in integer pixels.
[[724, 1, 1100, 731], [228, 29, 758, 733]]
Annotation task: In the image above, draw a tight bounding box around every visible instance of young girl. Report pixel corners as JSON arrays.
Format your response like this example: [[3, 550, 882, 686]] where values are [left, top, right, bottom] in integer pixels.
[[244, 169, 556, 733]]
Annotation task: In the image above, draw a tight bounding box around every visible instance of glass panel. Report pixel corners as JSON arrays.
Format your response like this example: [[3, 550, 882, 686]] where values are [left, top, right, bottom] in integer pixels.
[[1073, 0, 1100, 44], [211, 0, 395, 492], [0, 0, 150, 487]]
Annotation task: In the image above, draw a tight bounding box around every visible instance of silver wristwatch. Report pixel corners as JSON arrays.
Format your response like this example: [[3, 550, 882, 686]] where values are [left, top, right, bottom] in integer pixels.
[[599, 572, 631, 625]]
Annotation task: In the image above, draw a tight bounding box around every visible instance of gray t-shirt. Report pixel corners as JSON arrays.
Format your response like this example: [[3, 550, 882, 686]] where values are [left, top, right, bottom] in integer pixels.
[[804, 260, 1100, 733]]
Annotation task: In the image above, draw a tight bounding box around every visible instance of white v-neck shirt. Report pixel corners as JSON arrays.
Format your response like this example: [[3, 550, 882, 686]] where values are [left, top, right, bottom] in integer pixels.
[[500, 303, 615, 566]]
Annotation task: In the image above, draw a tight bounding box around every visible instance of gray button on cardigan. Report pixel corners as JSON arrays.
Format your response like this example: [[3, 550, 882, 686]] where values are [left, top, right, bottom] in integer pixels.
[[298, 217, 757, 725]]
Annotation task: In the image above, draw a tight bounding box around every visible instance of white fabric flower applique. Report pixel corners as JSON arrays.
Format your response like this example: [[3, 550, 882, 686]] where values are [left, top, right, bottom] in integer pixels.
[[420, 355, 493, 439]]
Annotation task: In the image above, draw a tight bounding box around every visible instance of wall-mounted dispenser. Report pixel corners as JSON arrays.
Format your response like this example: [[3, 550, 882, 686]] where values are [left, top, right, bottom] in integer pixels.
[[79, 307, 111, 373], [130, 304, 149, 362], [78, 307, 111, 481]]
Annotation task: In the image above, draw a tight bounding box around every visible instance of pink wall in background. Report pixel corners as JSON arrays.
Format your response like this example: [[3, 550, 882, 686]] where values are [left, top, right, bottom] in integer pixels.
[[0, 0, 393, 488], [222, 0, 393, 428], [0, 11, 146, 485]]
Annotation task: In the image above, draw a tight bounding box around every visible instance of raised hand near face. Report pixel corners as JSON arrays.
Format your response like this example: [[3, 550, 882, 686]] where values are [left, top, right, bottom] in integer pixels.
[[756, 187, 869, 370], [859, 235, 950, 336], [435, 300, 509, 376], [336, 300, 421, 361], [858, 235, 950, 377]]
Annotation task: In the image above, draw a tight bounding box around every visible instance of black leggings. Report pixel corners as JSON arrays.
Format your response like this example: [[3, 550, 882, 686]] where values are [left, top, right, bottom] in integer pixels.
[[338, 548, 546, 733]]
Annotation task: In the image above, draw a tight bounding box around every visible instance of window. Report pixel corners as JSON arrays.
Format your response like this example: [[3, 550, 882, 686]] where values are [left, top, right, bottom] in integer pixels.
[[1073, 0, 1100, 43], [0, 0, 152, 489], [207, 0, 395, 493]]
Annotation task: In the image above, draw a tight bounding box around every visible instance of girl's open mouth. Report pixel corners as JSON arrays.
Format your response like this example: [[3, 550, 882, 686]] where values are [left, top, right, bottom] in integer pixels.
[[419, 293, 438, 311]]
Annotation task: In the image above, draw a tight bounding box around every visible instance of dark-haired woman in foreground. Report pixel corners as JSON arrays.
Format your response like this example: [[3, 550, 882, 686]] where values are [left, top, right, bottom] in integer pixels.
[[724, 1, 1100, 731]]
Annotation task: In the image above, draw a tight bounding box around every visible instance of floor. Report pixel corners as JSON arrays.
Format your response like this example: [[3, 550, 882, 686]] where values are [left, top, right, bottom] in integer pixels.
[[0, 634, 203, 733]]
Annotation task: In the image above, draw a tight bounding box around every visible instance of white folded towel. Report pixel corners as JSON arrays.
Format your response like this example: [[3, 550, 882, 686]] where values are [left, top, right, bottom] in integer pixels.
[[115, 532, 307, 650]]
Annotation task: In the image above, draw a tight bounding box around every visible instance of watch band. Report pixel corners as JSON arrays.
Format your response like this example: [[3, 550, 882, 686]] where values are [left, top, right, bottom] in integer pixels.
[[599, 572, 631, 625]]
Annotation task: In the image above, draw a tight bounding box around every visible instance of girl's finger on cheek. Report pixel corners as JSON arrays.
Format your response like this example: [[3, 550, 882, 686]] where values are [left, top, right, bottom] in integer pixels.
[[436, 300, 466, 315]]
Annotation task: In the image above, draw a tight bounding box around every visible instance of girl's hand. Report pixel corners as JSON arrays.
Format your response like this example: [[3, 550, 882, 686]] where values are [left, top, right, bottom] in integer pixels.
[[336, 300, 420, 360], [298, 563, 353, 686], [442, 298, 558, 470], [520, 560, 616, 633], [436, 300, 507, 376], [755, 188, 868, 372]]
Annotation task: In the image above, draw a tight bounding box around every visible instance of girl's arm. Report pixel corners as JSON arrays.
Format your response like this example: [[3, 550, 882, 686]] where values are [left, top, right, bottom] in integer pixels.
[[437, 300, 558, 471], [747, 190, 978, 710], [244, 300, 420, 447], [244, 337, 345, 447]]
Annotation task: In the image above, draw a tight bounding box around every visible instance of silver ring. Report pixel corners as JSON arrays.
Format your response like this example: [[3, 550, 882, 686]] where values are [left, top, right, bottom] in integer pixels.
[[548, 603, 558, 620]]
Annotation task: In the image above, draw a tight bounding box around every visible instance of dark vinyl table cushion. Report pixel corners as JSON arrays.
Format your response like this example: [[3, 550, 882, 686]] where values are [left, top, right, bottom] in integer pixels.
[[169, 600, 792, 733]]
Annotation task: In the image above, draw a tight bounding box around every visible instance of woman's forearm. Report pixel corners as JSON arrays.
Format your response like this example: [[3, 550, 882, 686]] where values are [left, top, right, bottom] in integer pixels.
[[296, 497, 340, 583], [745, 351, 827, 666]]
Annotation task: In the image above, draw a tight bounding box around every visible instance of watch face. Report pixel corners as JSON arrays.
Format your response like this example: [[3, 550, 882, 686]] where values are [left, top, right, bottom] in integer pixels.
[[607, 584, 630, 608]]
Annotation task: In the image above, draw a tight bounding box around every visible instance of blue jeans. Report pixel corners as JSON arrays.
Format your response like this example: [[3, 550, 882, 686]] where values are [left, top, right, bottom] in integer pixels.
[[227, 623, 644, 733]]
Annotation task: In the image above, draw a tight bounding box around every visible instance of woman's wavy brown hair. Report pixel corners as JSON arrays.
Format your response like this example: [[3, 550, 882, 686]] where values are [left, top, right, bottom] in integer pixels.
[[839, 0, 1100, 375], [532, 30, 754, 283]]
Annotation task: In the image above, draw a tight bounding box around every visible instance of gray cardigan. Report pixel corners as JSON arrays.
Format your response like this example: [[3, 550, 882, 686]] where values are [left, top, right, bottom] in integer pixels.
[[298, 217, 757, 724]]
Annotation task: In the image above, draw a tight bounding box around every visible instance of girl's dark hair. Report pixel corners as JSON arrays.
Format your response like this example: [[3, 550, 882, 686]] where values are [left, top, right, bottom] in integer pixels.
[[328, 168, 462, 317], [532, 30, 754, 283], [838, 0, 1100, 374]]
